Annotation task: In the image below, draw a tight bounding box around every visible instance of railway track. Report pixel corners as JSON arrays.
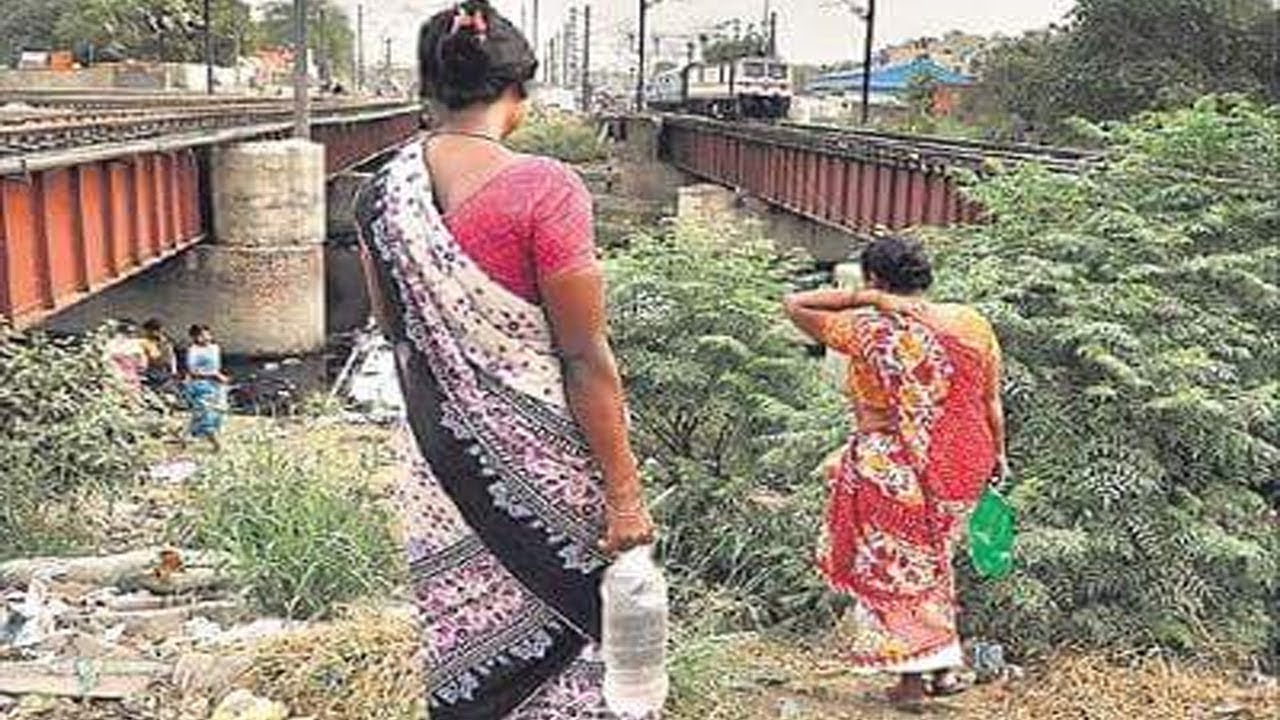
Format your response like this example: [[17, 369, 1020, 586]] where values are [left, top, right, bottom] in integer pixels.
[[660, 114, 1099, 172], [781, 120, 1099, 169], [0, 94, 420, 159]]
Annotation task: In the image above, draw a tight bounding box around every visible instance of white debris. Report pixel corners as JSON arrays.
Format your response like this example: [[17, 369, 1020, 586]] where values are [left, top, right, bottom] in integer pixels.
[[184, 617, 226, 646], [204, 618, 304, 647], [210, 689, 289, 720], [334, 328, 404, 422], [148, 459, 200, 484], [1, 580, 69, 649]]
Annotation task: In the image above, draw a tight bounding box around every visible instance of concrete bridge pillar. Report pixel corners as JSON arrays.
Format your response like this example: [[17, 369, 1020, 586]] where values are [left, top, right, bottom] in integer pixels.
[[609, 115, 691, 204], [42, 140, 328, 356], [205, 139, 327, 355]]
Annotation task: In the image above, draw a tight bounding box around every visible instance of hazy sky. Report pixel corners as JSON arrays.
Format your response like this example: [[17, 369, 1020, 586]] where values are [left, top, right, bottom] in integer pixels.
[[287, 1, 1077, 68]]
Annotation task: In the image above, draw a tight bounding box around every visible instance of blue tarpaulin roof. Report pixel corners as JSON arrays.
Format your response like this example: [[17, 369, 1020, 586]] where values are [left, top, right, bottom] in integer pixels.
[[808, 57, 974, 95]]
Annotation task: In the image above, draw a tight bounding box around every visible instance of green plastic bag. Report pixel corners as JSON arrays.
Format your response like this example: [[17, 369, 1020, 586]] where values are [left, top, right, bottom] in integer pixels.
[[968, 488, 1015, 580]]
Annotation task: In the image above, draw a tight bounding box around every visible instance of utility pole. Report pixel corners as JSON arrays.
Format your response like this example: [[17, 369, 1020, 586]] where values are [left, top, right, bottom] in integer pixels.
[[203, 0, 214, 94], [768, 11, 778, 57], [564, 7, 580, 94], [532, 0, 541, 56], [562, 16, 570, 90], [293, 0, 309, 138], [581, 5, 592, 112], [636, 0, 647, 110], [860, 0, 876, 125], [356, 4, 364, 92], [318, 4, 327, 88], [549, 35, 558, 86]]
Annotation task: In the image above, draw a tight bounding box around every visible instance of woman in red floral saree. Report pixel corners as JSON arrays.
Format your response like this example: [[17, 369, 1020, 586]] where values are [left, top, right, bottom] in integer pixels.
[[785, 237, 1006, 706]]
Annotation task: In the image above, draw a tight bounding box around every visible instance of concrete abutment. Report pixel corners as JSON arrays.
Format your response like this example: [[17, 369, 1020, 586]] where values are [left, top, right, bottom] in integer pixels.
[[608, 115, 861, 265]]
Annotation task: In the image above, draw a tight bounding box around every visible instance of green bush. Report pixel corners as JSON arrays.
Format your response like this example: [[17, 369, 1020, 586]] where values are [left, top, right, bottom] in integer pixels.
[[607, 220, 845, 630], [0, 328, 158, 559], [185, 433, 402, 619], [508, 110, 609, 164], [933, 96, 1279, 658]]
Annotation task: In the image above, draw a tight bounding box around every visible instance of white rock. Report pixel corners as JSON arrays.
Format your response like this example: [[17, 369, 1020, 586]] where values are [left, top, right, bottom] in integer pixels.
[[210, 689, 289, 720]]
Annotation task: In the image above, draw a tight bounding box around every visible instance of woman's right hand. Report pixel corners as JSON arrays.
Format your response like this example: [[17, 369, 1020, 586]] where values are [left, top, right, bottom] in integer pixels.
[[991, 454, 1011, 488], [600, 502, 656, 557]]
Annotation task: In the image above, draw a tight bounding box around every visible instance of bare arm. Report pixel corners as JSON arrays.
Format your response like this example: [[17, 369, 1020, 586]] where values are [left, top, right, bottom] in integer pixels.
[[783, 287, 905, 342], [986, 343, 1008, 481], [542, 268, 654, 555]]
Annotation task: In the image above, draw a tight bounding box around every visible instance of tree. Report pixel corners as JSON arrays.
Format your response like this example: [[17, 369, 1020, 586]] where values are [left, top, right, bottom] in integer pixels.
[[974, 0, 1278, 129], [52, 0, 255, 65], [0, 0, 76, 66], [607, 221, 846, 626], [902, 73, 941, 131], [699, 32, 767, 64], [937, 96, 1279, 656], [258, 0, 354, 83]]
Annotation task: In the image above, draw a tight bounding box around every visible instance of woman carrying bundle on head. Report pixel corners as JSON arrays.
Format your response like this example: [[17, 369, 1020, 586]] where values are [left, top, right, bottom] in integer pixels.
[[784, 236, 1008, 708], [355, 2, 657, 718]]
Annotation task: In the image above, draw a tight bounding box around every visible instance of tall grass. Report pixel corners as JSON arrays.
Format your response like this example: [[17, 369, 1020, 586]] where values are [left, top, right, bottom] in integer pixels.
[[184, 432, 403, 619]]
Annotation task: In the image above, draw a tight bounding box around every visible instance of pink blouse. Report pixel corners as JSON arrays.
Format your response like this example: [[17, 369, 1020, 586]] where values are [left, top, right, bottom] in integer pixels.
[[444, 156, 597, 303]]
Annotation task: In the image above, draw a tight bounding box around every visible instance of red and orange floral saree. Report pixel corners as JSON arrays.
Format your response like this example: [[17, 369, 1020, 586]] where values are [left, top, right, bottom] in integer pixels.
[[819, 305, 1000, 672]]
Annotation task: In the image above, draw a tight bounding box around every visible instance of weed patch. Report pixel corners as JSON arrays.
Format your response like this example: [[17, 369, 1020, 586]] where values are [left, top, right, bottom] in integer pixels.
[[0, 328, 159, 559], [183, 431, 403, 619]]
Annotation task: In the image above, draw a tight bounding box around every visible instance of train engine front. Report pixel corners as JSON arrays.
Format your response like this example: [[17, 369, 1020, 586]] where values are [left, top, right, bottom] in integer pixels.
[[649, 57, 792, 121]]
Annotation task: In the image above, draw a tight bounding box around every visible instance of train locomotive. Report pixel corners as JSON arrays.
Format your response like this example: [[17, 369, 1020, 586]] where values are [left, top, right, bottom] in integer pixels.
[[647, 56, 792, 120]]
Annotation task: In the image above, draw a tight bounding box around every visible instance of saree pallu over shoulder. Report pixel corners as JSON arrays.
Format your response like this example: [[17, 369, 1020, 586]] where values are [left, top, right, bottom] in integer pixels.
[[819, 309, 996, 672], [356, 142, 612, 719]]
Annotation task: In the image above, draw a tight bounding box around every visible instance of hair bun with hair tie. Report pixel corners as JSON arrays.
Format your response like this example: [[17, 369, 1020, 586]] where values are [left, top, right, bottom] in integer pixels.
[[419, 0, 536, 110], [451, 4, 489, 39]]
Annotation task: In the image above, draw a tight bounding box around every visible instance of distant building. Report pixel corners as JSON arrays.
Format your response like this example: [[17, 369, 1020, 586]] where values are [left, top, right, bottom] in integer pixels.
[[876, 31, 996, 77], [806, 58, 975, 118], [251, 47, 296, 88], [808, 57, 973, 95]]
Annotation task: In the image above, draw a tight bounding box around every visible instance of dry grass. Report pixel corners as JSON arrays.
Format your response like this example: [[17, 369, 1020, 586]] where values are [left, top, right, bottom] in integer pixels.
[[234, 613, 1278, 720], [244, 608, 422, 720], [988, 654, 1277, 720], [667, 634, 1278, 720]]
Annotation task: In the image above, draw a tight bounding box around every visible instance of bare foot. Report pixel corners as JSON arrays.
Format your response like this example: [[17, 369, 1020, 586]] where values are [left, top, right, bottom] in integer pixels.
[[885, 673, 926, 709], [927, 669, 969, 697]]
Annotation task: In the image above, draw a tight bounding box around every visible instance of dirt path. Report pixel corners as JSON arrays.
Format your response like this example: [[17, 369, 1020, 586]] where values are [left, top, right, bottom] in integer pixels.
[[669, 636, 1277, 720]]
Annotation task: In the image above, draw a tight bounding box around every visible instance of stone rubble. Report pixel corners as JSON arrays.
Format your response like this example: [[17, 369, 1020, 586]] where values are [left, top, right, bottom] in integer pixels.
[[0, 548, 304, 719]]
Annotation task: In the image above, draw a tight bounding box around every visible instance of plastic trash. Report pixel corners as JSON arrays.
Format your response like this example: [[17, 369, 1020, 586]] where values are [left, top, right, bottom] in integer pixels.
[[148, 459, 199, 484], [1, 579, 67, 649], [970, 640, 1007, 684], [601, 545, 669, 716], [968, 488, 1016, 579]]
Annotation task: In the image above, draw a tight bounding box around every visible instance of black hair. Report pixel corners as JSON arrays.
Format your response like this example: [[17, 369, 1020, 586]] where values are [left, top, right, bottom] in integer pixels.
[[418, 0, 538, 111], [188, 324, 211, 341], [142, 318, 164, 333], [860, 236, 934, 294]]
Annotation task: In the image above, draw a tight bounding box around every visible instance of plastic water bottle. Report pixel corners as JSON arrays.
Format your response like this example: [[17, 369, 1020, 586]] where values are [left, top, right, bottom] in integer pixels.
[[602, 545, 669, 716]]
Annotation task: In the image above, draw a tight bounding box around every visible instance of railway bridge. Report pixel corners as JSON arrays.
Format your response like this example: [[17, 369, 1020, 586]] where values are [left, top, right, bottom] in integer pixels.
[[0, 92, 419, 353], [613, 114, 1095, 262], [2, 99, 1094, 353]]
